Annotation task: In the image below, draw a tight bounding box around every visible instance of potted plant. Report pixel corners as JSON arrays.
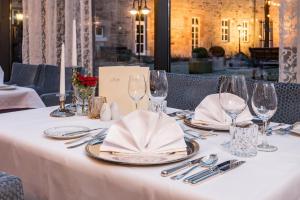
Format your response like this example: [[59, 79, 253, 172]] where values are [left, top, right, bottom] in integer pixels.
[[209, 46, 225, 71], [189, 47, 212, 74]]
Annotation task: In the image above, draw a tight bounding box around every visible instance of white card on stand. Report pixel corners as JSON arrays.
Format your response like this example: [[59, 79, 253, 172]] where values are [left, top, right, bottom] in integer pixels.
[[98, 66, 149, 115]]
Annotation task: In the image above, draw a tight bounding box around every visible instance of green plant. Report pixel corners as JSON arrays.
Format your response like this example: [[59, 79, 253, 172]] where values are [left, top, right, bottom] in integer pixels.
[[209, 46, 225, 57], [192, 47, 209, 59]]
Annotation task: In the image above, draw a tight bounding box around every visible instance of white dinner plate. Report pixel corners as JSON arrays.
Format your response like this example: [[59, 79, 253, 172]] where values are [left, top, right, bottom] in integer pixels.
[[0, 85, 17, 90], [85, 139, 199, 166], [44, 125, 90, 139]]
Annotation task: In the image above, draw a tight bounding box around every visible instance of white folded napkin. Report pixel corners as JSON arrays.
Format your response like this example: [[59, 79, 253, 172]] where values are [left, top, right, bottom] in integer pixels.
[[192, 94, 253, 126], [100, 110, 187, 155]]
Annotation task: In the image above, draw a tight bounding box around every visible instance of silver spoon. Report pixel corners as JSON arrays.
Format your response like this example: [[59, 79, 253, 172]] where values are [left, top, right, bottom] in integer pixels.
[[170, 154, 218, 180]]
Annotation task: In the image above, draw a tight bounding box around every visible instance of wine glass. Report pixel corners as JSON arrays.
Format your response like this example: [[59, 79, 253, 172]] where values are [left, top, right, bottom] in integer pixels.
[[128, 74, 146, 110], [219, 75, 249, 125], [219, 75, 249, 148], [252, 82, 278, 152], [149, 70, 168, 113]]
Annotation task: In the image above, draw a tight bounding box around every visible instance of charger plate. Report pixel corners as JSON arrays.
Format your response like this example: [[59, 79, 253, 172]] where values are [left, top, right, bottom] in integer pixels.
[[85, 139, 199, 166], [184, 118, 229, 131]]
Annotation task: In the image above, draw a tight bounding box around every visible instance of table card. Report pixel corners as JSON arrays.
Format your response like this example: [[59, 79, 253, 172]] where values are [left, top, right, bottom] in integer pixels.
[[98, 66, 149, 115]]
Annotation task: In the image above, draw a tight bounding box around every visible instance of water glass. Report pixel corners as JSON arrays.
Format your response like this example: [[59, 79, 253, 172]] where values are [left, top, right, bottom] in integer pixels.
[[149, 70, 168, 113], [149, 100, 167, 113], [230, 124, 258, 157], [128, 74, 147, 110], [252, 82, 278, 152]]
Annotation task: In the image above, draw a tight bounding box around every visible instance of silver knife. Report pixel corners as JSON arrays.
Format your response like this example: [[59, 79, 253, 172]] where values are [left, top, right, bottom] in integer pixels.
[[161, 157, 204, 177], [62, 127, 103, 136], [183, 160, 236, 183], [190, 160, 245, 184]]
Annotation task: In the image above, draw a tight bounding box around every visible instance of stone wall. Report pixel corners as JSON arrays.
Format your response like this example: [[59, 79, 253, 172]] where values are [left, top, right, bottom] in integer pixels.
[[94, 0, 279, 58]]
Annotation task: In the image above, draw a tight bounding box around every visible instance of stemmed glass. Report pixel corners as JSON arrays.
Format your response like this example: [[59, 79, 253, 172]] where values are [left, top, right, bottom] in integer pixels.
[[149, 70, 168, 113], [219, 75, 249, 125], [252, 82, 278, 152], [128, 74, 147, 110], [219, 75, 249, 147]]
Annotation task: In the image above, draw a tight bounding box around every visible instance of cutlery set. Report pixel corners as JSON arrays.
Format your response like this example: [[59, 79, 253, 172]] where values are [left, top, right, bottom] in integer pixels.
[[161, 155, 245, 185], [65, 128, 107, 149]]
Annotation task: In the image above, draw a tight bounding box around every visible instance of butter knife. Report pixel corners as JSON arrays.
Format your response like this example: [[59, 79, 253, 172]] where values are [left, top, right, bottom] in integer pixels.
[[190, 160, 245, 184], [161, 157, 204, 177]]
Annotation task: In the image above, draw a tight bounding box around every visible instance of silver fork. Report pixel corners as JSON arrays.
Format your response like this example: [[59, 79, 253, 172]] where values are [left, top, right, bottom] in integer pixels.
[[66, 129, 107, 149]]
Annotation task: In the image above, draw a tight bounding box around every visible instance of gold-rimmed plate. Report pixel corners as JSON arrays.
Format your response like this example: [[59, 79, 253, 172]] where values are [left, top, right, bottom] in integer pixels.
[[85, 139, 199, 166], [184, 118, 229, 131]]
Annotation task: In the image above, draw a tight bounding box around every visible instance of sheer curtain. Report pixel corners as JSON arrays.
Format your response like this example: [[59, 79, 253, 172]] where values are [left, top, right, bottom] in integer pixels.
[[279, 0, 300, 83], [22, 0, 93, 71]]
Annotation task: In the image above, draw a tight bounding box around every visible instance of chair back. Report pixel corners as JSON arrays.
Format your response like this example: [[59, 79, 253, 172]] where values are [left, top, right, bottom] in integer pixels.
[[217, 78, 300, 124], [36, 64, 73, 94], [166, 73, 219, 110], [9, 63, 40, 86]]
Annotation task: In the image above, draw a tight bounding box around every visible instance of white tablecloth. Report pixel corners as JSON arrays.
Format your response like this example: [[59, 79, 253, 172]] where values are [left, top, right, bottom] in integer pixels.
[[0, 86, 45, 110], [0, 107, 300, 200]]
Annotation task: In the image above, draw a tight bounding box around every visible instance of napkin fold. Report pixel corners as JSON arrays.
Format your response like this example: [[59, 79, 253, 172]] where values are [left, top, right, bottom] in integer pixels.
[[192, 94, 253, 126], [100, 110, 187, 155]]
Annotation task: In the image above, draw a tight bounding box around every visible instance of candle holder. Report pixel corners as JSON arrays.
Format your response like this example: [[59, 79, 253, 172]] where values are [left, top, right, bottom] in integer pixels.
[[50, 94, 75, 117]]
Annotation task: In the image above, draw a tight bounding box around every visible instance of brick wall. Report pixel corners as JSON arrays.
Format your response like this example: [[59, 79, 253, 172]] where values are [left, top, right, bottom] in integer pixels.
[[94, 0, 279, 58]]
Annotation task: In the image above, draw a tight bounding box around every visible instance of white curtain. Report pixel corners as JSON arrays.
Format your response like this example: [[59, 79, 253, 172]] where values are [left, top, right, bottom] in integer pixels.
[[22, 0, 93, 71], [279, 0, 300, 83]]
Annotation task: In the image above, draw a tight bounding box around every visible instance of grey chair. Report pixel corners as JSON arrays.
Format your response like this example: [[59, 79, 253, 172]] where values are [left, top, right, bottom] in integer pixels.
[[0, 172, 24, 200], [217, 78, 300, 124], [36, 64, 73, 106], [166, 73, 219, 110], [6, 63, 40, 87]]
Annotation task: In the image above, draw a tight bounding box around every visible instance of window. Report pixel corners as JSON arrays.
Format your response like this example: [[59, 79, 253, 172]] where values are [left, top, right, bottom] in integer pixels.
[[259, 20, 274, 47], [241, 20, 249, 42], [192, 17, 200, 50], [221, 19, 230, 42], [95, 25, 105, 41]]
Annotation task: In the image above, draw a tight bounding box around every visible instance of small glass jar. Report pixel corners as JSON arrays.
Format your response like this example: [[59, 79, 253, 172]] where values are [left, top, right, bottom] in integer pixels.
[[74, 86, 96, 116], [230, 124, 258, 157]]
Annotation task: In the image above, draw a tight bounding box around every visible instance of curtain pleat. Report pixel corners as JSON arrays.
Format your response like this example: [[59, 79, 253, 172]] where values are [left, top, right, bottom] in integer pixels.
[[22, 0, 93, 72], [279, 0, 300, 83]]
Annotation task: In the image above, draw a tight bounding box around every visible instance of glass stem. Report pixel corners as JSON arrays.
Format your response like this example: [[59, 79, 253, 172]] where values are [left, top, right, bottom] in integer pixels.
[[261, 120, 268, 146], [135, 101, 138, 110]]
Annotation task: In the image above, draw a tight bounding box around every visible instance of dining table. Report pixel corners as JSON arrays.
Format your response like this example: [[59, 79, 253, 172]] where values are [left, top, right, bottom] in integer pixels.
[[0, 106, 300, 200], [0, 86, 45, 110]]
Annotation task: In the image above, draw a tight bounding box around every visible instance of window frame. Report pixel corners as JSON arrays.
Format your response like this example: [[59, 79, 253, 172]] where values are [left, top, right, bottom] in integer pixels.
[[221, 19, 230, 42], [191, 17, 200, 50]]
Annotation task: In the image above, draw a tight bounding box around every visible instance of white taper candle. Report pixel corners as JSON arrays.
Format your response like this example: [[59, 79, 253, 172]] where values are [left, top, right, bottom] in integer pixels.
[[72, 19, 77, 67], [60, 43, 66, 101]]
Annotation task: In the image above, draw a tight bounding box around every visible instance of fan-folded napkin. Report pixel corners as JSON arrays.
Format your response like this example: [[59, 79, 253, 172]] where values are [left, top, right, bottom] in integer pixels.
[[192, 94, 253, 126], [100, 110, 187, 155]]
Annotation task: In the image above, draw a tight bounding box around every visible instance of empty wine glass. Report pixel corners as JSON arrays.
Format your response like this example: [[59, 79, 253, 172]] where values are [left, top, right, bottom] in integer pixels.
[[219, 75, 249, 125], [128, 74, 146, 110], [219, 75, 249, 148], [252, 82, 278, 152], [149, 70, 168, 113]]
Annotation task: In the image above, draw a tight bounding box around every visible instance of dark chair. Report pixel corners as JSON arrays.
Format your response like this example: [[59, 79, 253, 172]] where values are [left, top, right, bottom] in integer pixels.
[[36, 64, 73, 106], [166, 73, 219, 110], [246, 80, 300, 124], [0, 172, 24, 200], [217, 78, 300, 124], [6, 63, 40, 87]]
